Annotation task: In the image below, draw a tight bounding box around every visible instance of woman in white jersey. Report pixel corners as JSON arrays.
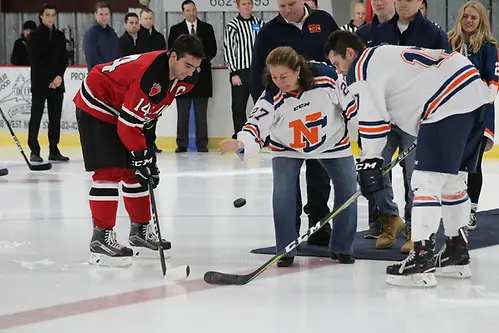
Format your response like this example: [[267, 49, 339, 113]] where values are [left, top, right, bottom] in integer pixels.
[[219, 46, 359, 267]]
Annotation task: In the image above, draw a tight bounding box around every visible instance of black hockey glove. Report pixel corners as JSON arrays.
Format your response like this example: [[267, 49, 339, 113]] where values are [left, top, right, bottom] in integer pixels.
[[356, 158, 384, 198], [131, 149, 158, 189]]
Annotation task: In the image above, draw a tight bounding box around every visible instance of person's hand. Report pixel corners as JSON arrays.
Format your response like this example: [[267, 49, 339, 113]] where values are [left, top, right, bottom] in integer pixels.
[[231, 75, 242, 86], [218, 139, 243, 154], [53, 76, 62, 87]]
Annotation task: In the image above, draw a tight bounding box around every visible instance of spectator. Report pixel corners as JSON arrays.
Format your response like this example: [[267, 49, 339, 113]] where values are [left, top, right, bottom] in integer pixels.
[[448, 0, 499, 231], [368, 0, 451, 253], [355, 0, 396, 240], [419, 0, 442, 28], [27, 3, 69, 162], [340, 1, 366, 33], [119, 12, 142, 57], [138, 8, 167, 153], [168, 0, 217, 153], [83, 1, 120, 72], [11, 20, 37, 66], [223, 0, 264, 139], [250, 0, 340, 247], [305, 0, 317, 9]]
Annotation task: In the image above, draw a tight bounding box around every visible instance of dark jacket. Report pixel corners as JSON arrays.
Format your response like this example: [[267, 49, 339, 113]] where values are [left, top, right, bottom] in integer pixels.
[[83, 23, 120, 71], [138, 25, 166, 52], [250, 5, 339, 102], [373, 11, 450, 50], [119, 32, 143, 57], [27, 23, 68, 93], [11, 35, 30, 66], [356, 15, 382, 47], [167, 20, 217, 98]]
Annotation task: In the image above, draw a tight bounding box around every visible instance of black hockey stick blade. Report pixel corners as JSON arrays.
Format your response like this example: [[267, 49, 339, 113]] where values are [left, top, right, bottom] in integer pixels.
[[203, 141, 417, 286], [149, 179, 168, 277], [0, 168, 8, 176], [0, 107, 52, 171]]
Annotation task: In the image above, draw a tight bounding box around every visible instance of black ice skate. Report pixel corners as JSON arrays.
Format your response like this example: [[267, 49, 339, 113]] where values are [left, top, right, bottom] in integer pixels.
[[129, 222, 171, 258], [467, 210, 477, 231], [386, 235, 437, 288], [434, 227, 471, 278], [89, 227, 133, 267]]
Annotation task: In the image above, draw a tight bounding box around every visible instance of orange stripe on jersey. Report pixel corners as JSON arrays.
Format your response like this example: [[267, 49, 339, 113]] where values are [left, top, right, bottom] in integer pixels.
[[359, 124, 391, 133], [442, 192, 467, 201], [273, 92, 283, 104], [242, 124, 260, 139], [314, 77, 336, 86], [345, 102, 357, 119], [355, 49, 371, 82], [485, 127, 494, 138], [414, 195, 439, 201], [423, 67, 479, 119]]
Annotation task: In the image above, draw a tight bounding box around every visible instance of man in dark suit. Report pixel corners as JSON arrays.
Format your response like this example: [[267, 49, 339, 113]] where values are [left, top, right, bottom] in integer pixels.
[[168, 0, 217, 153], [27, 3, 69, 162], [11, 20, 37, 66], [119, 12, 142, 57], [139, 8, 167, 153]]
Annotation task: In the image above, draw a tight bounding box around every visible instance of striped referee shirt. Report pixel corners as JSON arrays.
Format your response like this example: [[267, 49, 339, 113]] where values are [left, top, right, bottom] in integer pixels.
[[224, 15, 264, 74], [340, 20, 362, 33]]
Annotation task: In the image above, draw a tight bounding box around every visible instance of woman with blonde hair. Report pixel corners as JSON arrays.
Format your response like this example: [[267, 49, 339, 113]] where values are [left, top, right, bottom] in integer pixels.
[[448, 0, 499, 231], [219, 46, 359, 267]]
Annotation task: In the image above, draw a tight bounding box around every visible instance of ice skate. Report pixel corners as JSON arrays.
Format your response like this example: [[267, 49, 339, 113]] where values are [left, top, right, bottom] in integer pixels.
[[386, 235, 437, 288], [434, 227, 471, 278], [129, 222, 171, 258], [467, 209, 477, 231], [89, 227, 133, 267]]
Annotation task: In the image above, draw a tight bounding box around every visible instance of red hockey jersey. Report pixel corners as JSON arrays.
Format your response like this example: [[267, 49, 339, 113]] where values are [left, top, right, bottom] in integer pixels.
[[73, 51, 197, 151]]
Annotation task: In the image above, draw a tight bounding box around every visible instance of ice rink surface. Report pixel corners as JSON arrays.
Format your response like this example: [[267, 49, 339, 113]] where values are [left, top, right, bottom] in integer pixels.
[[1, 146, 499, 333]]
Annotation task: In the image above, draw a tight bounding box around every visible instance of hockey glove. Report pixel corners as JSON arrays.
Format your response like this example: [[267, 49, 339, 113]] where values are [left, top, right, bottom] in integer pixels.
[[356, 158, 384, 197], [131, 149, 158, 189]]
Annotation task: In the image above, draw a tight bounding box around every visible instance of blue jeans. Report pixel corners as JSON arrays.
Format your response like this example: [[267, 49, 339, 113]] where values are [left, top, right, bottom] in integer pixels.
[[272, 156, 358, 256], [373, 126, 416, 229]]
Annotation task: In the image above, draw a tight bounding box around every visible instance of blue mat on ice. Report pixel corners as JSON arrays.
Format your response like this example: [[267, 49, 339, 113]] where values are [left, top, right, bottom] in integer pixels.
[[250, 208, 499, 262]]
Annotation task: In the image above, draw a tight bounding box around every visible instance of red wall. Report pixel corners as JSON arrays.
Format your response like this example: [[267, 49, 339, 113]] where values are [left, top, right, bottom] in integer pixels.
[[1, 0, 143, 13]]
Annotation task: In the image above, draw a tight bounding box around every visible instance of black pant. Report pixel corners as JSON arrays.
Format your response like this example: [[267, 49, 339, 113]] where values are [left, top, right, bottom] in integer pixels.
[[467, 137, 487, 204], [176, 97, 208, 150], [143, 121, 157, 149], [230, 69, 250, 138], [28, 89, 64, 155], [295, 159, 331, 228]]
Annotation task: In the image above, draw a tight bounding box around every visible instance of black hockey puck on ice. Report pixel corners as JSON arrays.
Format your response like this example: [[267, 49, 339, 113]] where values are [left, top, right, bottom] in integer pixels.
[[233, 198, 246, 208]]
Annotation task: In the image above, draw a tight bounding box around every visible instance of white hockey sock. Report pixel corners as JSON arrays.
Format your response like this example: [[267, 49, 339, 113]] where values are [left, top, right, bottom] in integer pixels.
[[411, 194, 442, 242], [442, 191, 470, 237]]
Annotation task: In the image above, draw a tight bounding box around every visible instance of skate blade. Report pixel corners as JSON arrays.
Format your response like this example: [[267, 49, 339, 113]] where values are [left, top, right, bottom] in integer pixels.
[[88, 253, 132, 267], [386, 272, 437, 288], [435, 265, 471, 279]]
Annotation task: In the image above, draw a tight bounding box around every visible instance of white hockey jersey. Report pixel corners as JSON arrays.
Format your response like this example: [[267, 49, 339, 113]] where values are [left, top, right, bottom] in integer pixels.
[[237, 62, 358, 159], [346, 45, 495, 161]]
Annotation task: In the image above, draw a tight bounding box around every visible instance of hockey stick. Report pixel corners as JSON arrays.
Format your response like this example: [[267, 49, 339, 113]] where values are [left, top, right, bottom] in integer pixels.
[[149, 178, 190, 279], [204, 141, 417, 286], [0, 107, 52, 171]]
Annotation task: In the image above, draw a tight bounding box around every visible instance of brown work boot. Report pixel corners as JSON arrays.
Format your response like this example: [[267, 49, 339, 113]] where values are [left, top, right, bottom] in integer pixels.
[[400, 231, 414, 253], [375, 214, 405, 249]]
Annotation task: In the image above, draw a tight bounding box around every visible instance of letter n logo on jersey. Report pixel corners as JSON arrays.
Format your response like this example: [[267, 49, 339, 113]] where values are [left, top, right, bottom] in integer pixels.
[[289, 112, 327, 152]]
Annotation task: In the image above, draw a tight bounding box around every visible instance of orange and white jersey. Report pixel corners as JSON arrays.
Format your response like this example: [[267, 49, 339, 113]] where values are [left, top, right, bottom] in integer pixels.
[[345, 45, 495, 160], [237, 62, 358, 159]]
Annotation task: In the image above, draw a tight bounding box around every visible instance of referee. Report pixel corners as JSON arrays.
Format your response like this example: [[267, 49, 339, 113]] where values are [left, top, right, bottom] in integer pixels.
[[223, 0, 264, 139]]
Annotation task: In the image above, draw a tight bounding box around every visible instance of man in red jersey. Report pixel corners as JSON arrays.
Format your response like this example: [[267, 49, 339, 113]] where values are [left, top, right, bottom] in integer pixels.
[[73, 34, 203, 266]]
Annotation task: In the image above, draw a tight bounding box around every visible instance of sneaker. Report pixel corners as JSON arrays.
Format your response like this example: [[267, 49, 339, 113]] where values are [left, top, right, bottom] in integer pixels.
[[467, 210, 477, 231], [376, 214, 405, 249], [30, 153, 43, 163], [434, 227, 471, 278], [129, 222, 171, 258], [307, 223, 331, 247], [364, 219, 381, 239], [89, 227, 133, 267], [48, 152, 70, 162], [386, 235, 437, 288]]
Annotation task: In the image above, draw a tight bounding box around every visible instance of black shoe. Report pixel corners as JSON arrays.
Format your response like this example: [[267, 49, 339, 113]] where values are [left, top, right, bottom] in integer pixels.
[[0, 168, 8, 176], [89, 227, 133, 266], [175, 147, 187, 153], [364, 216, 381, 239], [152, 144, 162, 154], [307, 223, 331, 247], [386, 235, 437, 287], [198, 147, 209, 152], [331, 252, 355, 264], [434, 227, 471, 278], [129, 222, 171, 251], [30, 153, 43, 163], [277, 257, 294, 267], [48, 152, 70, 162]]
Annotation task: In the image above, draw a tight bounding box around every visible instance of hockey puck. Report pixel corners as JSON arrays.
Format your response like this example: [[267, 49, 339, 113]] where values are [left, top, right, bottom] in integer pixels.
[[233, 198, 246, 208]]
